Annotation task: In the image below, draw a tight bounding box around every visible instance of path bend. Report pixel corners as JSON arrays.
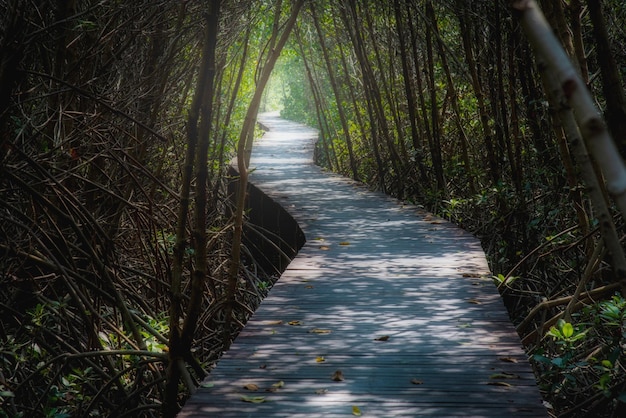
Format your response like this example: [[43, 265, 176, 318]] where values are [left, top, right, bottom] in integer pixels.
[[178, 114, 546, 417]]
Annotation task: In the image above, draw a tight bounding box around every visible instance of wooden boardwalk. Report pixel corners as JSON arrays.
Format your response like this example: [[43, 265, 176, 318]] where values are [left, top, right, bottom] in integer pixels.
[[178, 115, 546, 417]]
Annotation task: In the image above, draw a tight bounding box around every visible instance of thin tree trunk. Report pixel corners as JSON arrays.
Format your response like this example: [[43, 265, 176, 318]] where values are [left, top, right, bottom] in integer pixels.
[[332, 11, 369, 176], [164, 2, 220, 415], [586, 0, 626, 157], [426, 1, 474, 194], [310, 4, 359, 181], [424, 2, 445, 192], [224, 0, 305, 348], [338, 3, 387, 192], [569, 0, 589, 83], [347, 1, 401, 195], [508, 25, 524, 194], [297, 27, 339, 171], [212, 26, 251, 209], [394, 0, 429, 184], [362, 1, 408, 170], [181, 0, 220, 354], [456, 0, 500, 185], [407, 1, 436, 189]]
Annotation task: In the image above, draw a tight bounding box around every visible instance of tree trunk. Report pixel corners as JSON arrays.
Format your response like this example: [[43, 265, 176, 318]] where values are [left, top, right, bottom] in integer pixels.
[[424, 2, 445, 193], [310, 5, 359, 180], [393, 0, 429, 185], [224, 0, 305, 348], [426, 1, 474, 194], [587, 0, 626, 158], [456, 0, 500, 186], [513, 0, 626, 284], [164, 2, 221, 415]]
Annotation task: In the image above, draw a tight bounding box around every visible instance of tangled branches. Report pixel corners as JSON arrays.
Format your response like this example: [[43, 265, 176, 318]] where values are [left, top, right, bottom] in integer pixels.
[[0, 1, 270, 416]]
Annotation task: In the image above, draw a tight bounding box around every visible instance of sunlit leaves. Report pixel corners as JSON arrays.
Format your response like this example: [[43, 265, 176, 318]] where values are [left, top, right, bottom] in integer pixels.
[[546, 319, 587, 345], [492, 273, 518, 288], [561, 322, 574, 339]]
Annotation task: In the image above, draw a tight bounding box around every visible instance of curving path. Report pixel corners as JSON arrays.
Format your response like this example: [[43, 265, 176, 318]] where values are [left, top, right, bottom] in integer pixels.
[[178, 114, 546, 417]]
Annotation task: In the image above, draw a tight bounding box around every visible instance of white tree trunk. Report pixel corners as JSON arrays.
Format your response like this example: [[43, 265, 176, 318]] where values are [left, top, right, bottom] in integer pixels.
[[512, 0, 626, 221]]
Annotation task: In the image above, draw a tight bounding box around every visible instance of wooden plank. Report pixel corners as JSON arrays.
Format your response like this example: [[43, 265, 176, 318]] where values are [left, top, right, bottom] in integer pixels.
[[177, 114, 546, 417]]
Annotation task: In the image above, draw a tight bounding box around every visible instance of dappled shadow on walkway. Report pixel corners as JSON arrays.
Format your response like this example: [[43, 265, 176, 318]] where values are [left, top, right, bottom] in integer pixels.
[[178, 114, 546, 417]]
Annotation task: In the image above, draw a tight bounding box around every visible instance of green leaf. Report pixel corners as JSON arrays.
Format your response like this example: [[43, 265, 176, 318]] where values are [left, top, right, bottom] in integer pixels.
[[561, 322, 574, 338], [569, 330, 588, 342], [546, 326, 563, 339], [532, 354, 552, 365], [551, 357, 565, 368]]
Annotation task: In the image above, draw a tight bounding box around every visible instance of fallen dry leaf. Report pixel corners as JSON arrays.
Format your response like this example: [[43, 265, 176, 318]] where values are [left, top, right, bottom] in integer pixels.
[[309, 328, 332, 334], [263, 320, 283, 325], [490, 372, 520, 379], [305, 285, 314, 289], [486, 381, 512, 387], [316, 356, 326, 363], [339, 241, 351, 246], [410, 378, 424, 385], [243, 383, 258, 391], [331, 370, 345, 382], [319, 246, 330, 250], [288, 320, 302, 326], [374, 335, 390, 341], [241, 395, 266, 403], [467, 299, 482, 304], [352, 405, 362, 416]]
